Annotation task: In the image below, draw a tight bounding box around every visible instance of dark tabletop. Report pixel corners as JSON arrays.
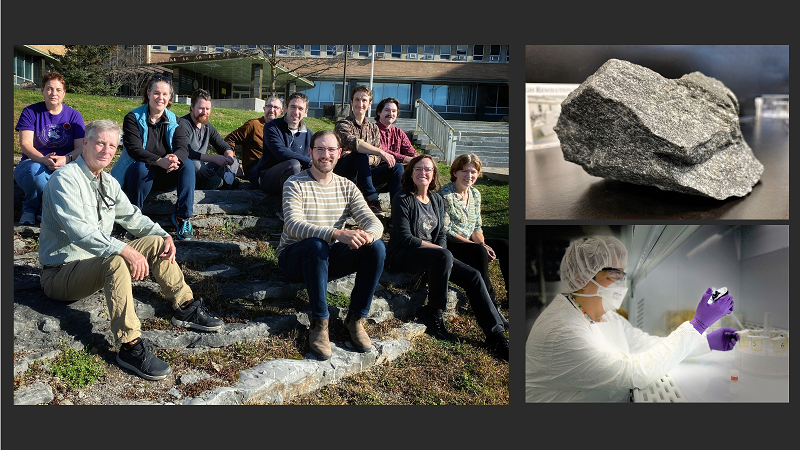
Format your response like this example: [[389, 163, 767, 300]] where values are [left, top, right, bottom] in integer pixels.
[[525, 117, 789, 220]]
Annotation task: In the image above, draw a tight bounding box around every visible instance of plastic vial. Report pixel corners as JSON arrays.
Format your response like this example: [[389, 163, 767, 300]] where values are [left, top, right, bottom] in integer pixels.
[[730, 369, 739, 381]]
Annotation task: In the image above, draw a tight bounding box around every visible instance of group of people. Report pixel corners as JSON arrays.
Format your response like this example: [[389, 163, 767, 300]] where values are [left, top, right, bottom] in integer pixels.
[[16, 73, 509, 381]]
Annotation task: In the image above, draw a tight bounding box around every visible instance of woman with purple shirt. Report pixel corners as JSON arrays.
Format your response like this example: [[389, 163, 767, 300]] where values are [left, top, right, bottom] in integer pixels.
[[14, 72, 85, 225]]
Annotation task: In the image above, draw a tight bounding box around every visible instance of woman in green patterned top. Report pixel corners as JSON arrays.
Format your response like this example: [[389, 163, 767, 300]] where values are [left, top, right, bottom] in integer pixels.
[[440, 154, 509, 327]]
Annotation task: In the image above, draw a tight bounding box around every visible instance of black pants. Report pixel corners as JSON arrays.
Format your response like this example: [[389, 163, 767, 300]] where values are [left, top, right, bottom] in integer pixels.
[[395, 246, 504, 337], [446, 238, 509, 302]]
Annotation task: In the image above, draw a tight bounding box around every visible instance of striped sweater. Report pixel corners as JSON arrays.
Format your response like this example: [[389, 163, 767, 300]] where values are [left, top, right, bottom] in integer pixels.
[[276, 170, 383, 256]]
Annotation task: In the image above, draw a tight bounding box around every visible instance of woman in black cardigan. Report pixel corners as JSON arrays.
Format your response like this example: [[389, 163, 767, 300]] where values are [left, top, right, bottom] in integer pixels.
[[386, 154, 508, 361]]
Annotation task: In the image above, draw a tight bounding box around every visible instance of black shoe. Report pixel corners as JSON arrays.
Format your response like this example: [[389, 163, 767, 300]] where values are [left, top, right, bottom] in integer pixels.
[[171, 298, 224, 331], [484, 332, 509, 362], [171, 214, 193, 241], [418, 305, 453, 341], [116, 338, 173, 380]]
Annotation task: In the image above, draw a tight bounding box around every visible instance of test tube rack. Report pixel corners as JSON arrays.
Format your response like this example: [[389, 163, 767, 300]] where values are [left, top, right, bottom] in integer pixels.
[[734, 330, 789, 377], [632, 372, 688, 403]]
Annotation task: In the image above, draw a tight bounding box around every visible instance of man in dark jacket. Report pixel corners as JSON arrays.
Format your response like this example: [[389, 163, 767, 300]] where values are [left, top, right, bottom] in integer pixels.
[[178, 89, 239, 190], [249, 92, 312, 196]]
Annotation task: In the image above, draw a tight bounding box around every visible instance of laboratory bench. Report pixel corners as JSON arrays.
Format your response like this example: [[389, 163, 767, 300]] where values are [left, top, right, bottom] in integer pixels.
[[526, 117, 789, 220], [663, 350, 788, 402]]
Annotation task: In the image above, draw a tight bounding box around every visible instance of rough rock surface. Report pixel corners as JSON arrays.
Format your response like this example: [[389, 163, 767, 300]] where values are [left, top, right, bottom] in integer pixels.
[[554, 59, 764, 200]]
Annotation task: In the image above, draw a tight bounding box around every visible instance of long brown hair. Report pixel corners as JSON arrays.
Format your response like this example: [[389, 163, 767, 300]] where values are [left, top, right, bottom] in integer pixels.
[[400, 154, 440, 194]]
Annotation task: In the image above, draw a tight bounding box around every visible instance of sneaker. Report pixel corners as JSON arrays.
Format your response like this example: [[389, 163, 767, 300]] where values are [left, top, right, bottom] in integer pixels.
[[484, 332, 509, 362], [19, 212, 36, 225], [116, 337, 173, 380], [171, 298, 224, 331], [367, 199, 384, 217], [171, 214, 193, 241], [417, 305, 453, 341]]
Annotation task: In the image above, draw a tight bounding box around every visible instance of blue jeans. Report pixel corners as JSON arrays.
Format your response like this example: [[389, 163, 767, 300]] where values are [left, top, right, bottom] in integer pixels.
[[278, 238, 386, 320], [14, 158, 54, 215], [123, 160, 195, 217], [334, 152, 404, 200]]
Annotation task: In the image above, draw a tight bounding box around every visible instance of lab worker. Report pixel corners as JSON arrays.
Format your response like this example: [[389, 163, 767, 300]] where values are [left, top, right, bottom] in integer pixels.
[[525, 236, 739, 402]]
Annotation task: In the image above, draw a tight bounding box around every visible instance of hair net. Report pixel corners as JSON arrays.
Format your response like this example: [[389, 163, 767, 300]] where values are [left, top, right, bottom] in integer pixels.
[[560, 235, 628, 293]]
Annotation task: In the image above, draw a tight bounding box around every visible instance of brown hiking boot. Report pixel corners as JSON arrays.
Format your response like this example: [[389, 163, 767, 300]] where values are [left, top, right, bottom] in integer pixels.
[[344, 312, 372, 352], [308, 318, 331, 360]]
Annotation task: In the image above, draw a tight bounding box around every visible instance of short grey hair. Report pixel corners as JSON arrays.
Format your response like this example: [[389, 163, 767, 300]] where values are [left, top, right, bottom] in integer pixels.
[[85, 119, 123, 142], [265, 96, 284, 108]]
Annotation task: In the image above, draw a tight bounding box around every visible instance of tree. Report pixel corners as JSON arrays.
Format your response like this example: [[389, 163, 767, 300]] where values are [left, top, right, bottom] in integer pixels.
[[239, 45, 346, 97], [51, 45, 120, 96], [107, 45, 156, 97]]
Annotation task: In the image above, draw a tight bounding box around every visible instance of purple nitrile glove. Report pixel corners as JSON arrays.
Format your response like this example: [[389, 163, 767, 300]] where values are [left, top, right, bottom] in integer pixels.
[[690, 288, 734, 334], [707, 327, 740, 351]]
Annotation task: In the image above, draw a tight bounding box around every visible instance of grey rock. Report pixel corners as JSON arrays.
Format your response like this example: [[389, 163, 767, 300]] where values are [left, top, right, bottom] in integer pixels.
[[142, 190, 267, 216], [555, 59, 764, 200], [14, 381, 54, 405], [198, 264, 243, 279]]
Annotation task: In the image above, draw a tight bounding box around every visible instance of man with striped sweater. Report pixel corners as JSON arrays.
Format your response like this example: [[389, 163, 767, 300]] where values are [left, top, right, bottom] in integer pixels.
[[276, 129, 385, 360]]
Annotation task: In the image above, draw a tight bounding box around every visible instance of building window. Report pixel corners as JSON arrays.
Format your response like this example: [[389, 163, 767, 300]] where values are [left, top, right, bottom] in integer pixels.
[[485, 84, 509, 116], [489, 45, 501, 62], [326, 45, 337, 57], [456, 45, 468, 61], [151, 45, 162, 50], [167, 45, 178, 51], [391, 45, 401, 59], [231, 45, 241, 51], [420, 84, 477, 114], [370, 82, 412, 114], [215, 45, 225, 53], [439, 45, 450, 60], [358, 45, 370, 57], [183, 45, 193, 52], [375, 45, 385, 58], [505, 46, 509, 62], [247, 45, 258, 49], [407, 45, 418, 59], [298, 80, 345, 110], [293, 45, 305, 56], [473, 45, 483, 61], [199, 45, 209, 52], [423, 45, 435, 60], [310, 45, 321, 57], [262, 45, 273, 54], [277, 45, 289, 56]]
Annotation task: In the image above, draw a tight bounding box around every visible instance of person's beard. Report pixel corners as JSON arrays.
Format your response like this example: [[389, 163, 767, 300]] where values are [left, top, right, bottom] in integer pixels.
[[312, 156, 335, 174], [194, 113, 209, 125]]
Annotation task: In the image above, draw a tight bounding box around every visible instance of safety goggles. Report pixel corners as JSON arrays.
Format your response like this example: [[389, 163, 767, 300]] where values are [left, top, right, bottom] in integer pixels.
[[601, 267, 626, 282]]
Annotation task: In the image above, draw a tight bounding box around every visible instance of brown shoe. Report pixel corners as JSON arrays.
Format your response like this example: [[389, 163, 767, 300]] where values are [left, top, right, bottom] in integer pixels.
[[367, 199, 384, 217], [344, 312, 372, 352], [308, 318, 331, 360]]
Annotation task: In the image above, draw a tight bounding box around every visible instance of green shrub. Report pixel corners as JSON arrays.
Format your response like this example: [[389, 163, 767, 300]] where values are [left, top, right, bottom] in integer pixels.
[[49, 341, 105, 389]]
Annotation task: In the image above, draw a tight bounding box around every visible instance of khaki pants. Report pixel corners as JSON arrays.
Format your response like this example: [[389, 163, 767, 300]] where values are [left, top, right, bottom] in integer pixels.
[[40, 235, 193, 344]]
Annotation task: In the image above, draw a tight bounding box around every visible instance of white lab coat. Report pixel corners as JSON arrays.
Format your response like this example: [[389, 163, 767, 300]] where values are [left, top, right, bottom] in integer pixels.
[[525, 294, 710, 402]]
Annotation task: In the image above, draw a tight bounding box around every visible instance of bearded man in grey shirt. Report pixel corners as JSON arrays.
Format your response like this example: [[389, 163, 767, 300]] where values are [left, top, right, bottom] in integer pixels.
[[39, 119, 223, 381]]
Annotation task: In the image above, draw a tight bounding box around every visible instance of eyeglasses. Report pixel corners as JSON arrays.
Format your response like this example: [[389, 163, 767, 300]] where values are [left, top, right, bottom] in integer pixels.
[[265, 105, 282, 110], [150, 74, 171, 84], [601, 268, 626, 281], [312, 147, 339, 153], [413, 167, 434, 174]]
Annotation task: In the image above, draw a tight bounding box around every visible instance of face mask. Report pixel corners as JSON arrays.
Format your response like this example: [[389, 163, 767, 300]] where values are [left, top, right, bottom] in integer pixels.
[[573, 278, 628, 313]]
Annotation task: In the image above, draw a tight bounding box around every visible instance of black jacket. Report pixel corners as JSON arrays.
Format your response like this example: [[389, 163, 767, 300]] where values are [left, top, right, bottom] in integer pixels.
[[386, 190, 447, 270]]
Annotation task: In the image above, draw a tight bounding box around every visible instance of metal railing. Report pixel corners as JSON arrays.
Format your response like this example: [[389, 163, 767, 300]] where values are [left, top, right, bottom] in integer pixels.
[[414, 99, 461, 164]]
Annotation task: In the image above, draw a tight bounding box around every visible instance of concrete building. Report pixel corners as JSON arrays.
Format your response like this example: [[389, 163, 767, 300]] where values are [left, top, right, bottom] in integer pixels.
[[145, 44, 509, 121], [13, 45, 66, 86]]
